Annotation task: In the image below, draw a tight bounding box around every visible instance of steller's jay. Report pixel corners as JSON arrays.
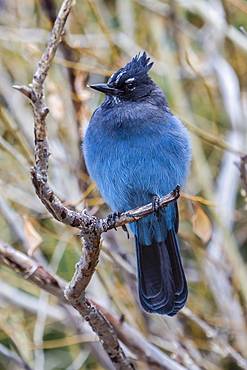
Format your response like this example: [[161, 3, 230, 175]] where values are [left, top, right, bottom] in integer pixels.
[[83, 52, 191, 316]]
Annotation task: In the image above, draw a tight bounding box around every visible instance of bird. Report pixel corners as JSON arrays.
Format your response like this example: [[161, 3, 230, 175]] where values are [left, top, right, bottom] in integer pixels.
[[83, 52, 191, 316]]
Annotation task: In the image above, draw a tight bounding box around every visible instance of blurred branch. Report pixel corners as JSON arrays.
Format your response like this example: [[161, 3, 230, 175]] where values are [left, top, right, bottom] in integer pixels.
[[98, 304, 189, 370], [176, 0, 247, 54], [0, 240, 65, 299], [40, 0, 91, 194], [0, 103, 34, 163], [181, 192, 216, 207], [179, 115, 245, 156], [53, 55, 114, 75], [204, 48, 247, 354], [0, 135, 30, 170], [0, 240, 188, 370], [2, 240, 247, 370], [0, 342, 32, 370], [87, 0, 117, 59], [181, 308, 247, 370], [238, 155, 247, 192], [226, 0, 247, 14], [239, 26, 247, 37], [134, 0, 247, 53]]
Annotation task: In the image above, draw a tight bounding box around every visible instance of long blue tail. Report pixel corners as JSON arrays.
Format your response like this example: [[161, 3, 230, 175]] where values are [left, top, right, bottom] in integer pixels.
[[135, 227, 187, 316]]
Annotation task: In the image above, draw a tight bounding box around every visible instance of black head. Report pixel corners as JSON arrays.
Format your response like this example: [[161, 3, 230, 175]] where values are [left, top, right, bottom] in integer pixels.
[[89, 52, 155, 103]]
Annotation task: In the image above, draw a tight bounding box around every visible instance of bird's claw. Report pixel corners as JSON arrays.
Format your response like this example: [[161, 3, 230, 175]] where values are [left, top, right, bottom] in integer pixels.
[[106, 211, 121, 230], [122, 224, 130, 239], [152, 195, 165, 221]]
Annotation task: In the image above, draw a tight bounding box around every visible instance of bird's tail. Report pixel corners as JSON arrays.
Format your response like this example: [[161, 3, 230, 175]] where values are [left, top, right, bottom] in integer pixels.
[[135, 228, 187, 316]]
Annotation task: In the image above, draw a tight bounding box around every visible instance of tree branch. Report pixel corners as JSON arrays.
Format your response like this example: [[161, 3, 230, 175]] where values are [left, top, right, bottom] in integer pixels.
[[0, 240, 187, 370], [12, 0, 133, 368], [12, 0, 180, 368], [3, 241, 247, 370]]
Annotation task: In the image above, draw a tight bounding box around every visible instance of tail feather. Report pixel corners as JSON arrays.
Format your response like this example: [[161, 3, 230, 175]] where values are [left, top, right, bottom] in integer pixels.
[[166, 229, 187, 297], [135, 228, 187, 316]]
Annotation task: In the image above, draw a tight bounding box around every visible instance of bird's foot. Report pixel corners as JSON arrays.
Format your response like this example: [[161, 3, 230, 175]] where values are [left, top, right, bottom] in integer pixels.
[[152, 195, 165, 221], [106, 212, 130, 238], [106, 211, 121, 231]]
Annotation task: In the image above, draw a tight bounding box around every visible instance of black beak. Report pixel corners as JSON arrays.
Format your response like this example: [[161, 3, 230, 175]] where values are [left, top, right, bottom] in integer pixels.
[[89, 83, 120, 96]]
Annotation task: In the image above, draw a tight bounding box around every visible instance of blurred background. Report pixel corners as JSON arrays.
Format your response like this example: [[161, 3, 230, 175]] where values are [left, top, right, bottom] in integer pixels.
[[0, 0, 247, 369]]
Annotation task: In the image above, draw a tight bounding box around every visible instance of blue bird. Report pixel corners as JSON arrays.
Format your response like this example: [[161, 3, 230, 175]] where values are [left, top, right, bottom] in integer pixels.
[[83, 52, 191, 316]]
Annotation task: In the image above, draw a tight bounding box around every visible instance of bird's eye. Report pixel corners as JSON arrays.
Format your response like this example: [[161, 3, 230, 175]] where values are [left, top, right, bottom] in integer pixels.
[[125, 81, 136, 90]]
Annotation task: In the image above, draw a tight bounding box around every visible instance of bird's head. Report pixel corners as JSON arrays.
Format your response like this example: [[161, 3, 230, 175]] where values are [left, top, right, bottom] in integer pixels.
[[89, 52, 155, 103]]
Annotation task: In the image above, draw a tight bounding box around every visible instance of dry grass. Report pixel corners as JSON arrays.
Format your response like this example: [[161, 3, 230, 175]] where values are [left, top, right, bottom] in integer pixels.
[[0, 0, 247, 369]]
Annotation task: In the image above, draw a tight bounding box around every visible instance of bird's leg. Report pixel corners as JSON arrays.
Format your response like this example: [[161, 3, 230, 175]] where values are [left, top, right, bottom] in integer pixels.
[[152, 195, 166, 221]]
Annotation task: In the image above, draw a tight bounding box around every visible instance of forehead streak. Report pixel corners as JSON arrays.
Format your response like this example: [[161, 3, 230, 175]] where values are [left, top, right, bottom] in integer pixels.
[[125, 77, 135, 83], [115, 70, 126, 85]]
